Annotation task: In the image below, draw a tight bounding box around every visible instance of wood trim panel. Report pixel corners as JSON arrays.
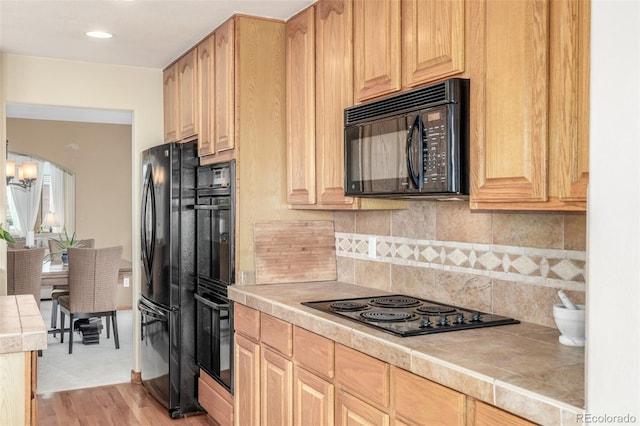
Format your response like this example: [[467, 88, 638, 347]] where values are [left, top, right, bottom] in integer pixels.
[[199, 370, 234, 426]]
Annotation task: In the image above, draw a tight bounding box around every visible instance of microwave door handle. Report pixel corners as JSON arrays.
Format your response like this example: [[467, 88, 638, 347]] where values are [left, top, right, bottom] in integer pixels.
[[406, 115, 423, 189]]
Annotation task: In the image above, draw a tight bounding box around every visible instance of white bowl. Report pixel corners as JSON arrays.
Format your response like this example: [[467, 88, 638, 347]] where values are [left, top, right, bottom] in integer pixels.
[[553, 303, 585, 346]]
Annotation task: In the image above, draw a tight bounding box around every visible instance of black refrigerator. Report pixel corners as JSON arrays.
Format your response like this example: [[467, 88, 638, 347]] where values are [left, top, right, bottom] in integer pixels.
[[139, 140, 202, 418]]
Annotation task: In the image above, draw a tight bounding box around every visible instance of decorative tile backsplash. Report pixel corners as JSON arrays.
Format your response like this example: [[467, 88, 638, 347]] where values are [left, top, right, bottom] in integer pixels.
[[335, 233, 586, 291]]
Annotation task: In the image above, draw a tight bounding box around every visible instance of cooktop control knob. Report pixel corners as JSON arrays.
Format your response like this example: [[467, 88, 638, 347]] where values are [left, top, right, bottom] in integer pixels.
[[421, 317, 432, 328], [438, 313, 448, 327], [455, 312, 465, 324], [471, 311, 482, 322]]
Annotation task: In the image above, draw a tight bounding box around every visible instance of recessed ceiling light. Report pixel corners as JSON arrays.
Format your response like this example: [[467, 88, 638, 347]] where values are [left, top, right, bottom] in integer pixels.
[[86, 31, 114, 39]]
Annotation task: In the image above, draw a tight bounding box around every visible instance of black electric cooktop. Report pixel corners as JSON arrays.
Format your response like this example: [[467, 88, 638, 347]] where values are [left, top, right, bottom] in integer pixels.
[[302, 294, 519, 337]]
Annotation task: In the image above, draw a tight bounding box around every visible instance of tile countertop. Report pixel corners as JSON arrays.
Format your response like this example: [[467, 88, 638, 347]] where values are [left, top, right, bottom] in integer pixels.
[[0, 295, 48, 354], [229, 281, 585, 426]]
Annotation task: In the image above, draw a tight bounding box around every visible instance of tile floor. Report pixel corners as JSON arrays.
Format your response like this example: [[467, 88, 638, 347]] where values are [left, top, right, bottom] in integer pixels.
[[37, 300, 134, 394]]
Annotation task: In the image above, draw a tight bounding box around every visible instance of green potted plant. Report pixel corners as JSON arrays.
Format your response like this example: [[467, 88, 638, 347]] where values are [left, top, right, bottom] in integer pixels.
[[0, 223, 15, 244], [45, 229, 85, 265]]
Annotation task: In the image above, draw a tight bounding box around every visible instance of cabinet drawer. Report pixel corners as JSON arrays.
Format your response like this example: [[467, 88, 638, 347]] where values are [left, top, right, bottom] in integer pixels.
[[234, 303, 260, 341], [393, 367, 465, 426], [335, 344, 389, 407], [198, 369, 234, 426], [261, 313, 293, 357], [293, 326, 334, 380], [472, 400, 537, 426]]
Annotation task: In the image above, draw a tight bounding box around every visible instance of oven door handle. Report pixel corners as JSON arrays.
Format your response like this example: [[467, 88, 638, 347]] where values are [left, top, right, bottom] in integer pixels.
[[195, 293, 229, 311], [193, 204, 229, 211]]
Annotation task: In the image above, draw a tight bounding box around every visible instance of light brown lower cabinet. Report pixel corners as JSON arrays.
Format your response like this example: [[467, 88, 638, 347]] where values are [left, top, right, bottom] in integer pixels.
[[261, 347, 293, 426], [335, 389, 389, 426], [233, 303, 538, 426], [294, 365, 334, 425]]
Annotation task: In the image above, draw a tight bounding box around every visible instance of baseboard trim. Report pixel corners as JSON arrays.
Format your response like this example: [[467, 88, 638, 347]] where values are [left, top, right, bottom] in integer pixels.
[[131, 370, 142, 384]]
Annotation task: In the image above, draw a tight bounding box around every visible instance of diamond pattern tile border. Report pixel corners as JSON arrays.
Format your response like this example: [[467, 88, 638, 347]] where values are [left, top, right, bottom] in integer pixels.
[[335, 233, 586, 291]]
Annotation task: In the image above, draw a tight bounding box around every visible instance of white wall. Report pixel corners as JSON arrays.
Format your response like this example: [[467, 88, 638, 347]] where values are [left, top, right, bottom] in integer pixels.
[[1, 54, 163, 372], [587, 0, 640, 422]]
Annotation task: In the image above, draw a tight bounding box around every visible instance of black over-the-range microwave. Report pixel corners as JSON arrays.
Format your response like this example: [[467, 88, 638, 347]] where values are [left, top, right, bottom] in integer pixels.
[[344, 78, 469, 199]]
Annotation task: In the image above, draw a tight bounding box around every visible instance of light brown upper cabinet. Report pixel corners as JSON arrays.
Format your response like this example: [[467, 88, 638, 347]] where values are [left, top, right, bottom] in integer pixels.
[[178, 48, 198, 141], [285, 0, 405, 210], [469, 0, 589, 211], [163, 63, 178, 143], [197, 19, 235, 160], [197, 35, 214, 156], [163, 48, 198, 143], [353, 0, 465, 103], [213, 19, 235, 156], [285, 6, 316, 205]]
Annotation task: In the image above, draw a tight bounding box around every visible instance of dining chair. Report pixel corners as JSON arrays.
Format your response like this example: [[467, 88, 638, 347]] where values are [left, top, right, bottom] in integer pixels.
[[58, 245, 123, 354], [7, 247, 46, 303], [49, 238, 95, 336]]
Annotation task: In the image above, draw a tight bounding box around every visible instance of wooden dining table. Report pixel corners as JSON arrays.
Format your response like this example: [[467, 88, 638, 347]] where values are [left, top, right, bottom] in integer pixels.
[[41, 259, 133, 310]]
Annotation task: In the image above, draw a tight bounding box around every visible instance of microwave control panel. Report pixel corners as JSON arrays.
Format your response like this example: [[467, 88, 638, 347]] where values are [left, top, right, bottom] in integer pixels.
[[422, 109, 449, 191]]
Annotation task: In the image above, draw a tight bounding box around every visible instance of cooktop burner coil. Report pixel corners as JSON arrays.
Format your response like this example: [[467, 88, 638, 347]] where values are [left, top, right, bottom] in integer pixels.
[[369, 296, 421, 308], [329, 301, 369, 312], [360, 310, 420, 322], [415, 305, 456, 315]]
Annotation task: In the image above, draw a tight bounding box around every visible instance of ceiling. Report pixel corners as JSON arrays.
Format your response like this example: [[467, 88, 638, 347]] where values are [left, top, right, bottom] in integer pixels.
[[0, 0, 315, 69], [1, 0, 315, 122]]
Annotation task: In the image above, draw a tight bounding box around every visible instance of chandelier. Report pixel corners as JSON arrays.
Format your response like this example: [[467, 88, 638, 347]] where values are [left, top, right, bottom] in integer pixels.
[[5, 141, 38, 190]]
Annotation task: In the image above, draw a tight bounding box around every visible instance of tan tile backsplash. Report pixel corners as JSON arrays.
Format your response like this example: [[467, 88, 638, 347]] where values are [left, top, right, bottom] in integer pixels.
[[435, 201, 492, 244], [333, 204, 587, 327], [492, 212, 565, 249]]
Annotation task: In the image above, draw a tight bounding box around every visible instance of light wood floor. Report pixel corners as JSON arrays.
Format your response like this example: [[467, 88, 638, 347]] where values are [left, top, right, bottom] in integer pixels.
[[37, 382, 219, 426]]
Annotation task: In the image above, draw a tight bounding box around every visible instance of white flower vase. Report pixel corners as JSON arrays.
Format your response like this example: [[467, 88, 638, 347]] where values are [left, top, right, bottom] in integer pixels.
[[553, 304, 586, 347]]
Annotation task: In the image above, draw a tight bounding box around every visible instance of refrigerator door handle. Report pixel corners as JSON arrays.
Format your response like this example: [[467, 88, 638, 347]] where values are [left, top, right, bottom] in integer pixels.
[[141, 164, 157, 286]]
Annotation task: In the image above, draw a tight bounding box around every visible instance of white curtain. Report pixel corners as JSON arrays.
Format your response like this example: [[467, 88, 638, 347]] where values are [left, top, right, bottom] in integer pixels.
[[50, 164, 66, 231], [8, 161, 45, 237]]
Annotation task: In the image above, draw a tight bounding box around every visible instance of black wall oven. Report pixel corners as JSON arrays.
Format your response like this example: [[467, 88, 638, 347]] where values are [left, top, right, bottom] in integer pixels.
[[194, 160, 235, 392]]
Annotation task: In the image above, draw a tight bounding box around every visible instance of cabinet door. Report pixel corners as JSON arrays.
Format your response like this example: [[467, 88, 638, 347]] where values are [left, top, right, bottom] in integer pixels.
[[285, 7, 316, 205], [353, 0, 401, 102], [215, 18, 235, 153], [549, 0, 589, 204], [294, 366, 334, 426], [178, 48, 198, 140], [401, 0, 464, 88], [469, 0, 549, 205], [198, 36, 215, 157], [261, 347, 293, 426], [336, 389, 389, 426], [315, 0, 355, 207], [163, 63, 178, 143], [234, 334, 260, 426]]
